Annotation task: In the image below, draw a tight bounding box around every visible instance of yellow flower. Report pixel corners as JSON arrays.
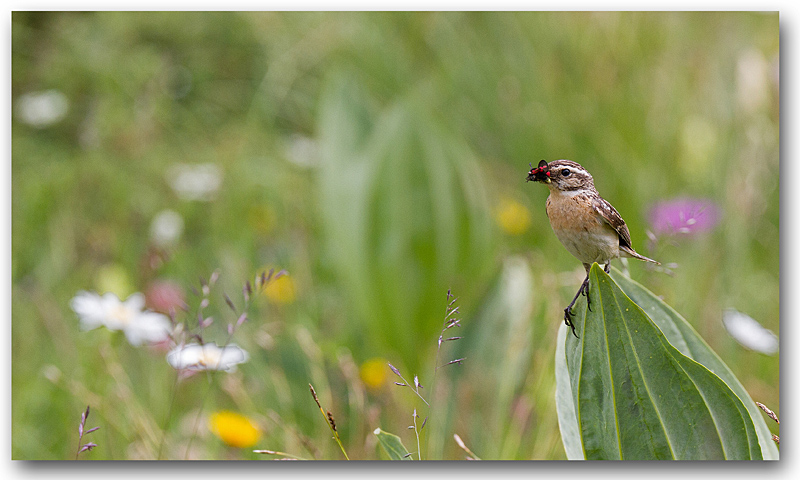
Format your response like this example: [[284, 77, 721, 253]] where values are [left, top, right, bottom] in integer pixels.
[[360, 357, 389, 390], [209, 411, 261, 448], [263, 272, 296, 304], [494, 198, 531, 235]]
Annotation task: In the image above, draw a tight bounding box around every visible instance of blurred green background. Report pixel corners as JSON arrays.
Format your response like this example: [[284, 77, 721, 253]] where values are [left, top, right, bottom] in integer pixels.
[[12, 11, 779, 460]]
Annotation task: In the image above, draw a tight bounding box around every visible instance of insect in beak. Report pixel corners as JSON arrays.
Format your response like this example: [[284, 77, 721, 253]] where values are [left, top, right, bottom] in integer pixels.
[[527, 160, 551, 183]]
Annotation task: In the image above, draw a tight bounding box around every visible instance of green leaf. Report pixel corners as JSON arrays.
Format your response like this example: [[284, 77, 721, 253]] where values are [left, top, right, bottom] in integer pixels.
[[559, 264, 762, 460], [610, 269, 779, 460], [373, 428, 413, 460], [316, 73, 497, 369], [554, 321, 584, 460], [612, 269, 779, 460]]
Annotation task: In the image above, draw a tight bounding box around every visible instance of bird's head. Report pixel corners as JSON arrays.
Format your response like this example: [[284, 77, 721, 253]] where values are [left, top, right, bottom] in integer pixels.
[[526, 159, 594, 193]]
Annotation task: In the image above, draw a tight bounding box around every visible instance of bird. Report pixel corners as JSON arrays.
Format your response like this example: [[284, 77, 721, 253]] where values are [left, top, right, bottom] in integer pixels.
[[526, 159, 659, 337]]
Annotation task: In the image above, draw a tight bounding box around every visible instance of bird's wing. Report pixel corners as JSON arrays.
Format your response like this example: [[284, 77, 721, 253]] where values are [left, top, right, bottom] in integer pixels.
[[592, 196, 633, 250]]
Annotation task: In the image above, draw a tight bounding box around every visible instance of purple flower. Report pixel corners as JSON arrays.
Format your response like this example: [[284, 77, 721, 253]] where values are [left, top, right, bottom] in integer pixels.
[[648, 197, 721, 236]]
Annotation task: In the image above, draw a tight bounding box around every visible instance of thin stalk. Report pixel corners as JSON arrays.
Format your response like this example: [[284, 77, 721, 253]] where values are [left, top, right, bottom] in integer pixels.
[[423, 290, 460, 456], [183, 373, 214, 460], [253, 449, 308, 460], [156, 371, 181, 459], [413, 409, 422, 461], [388, 366, 429, 407], [309, 384, 349, 460]]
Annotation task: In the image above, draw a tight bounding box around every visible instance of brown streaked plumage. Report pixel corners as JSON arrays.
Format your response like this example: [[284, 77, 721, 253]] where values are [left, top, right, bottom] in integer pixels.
[[526, 159, 658, 337]]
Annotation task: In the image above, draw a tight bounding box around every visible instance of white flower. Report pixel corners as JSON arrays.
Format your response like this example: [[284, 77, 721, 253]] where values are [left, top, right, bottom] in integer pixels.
[[150, 209, 184, 247], [736, 48, 771, 114], [285, 134, 319, 168], [70, 291, 113, 331], [166, 163, 222, 201], [722, 309, 778, 356], [166, 343, 249, 372], [70, 291, 172, 346], [15, 90, 69, 128]]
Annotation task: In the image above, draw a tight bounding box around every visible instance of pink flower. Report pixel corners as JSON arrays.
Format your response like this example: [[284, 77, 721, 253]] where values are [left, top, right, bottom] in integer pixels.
[[145, 280, 186, 314], [648, 197, 721, 236]]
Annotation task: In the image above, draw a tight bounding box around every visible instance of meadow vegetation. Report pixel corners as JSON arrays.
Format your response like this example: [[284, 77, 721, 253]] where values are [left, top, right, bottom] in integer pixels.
[[11, 12, 779, 460]]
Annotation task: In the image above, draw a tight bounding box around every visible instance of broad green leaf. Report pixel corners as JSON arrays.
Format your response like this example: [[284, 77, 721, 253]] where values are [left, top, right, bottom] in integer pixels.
[[373, 428, 413, 460], [560, 264, 761, 460], [316, 73, 497, 369], [611, 269, 779, 460], [554, 322, 584, 460]]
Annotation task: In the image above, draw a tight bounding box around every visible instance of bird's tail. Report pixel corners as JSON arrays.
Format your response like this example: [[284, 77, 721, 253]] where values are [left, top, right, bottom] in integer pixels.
[[620, 246, 660, 265]]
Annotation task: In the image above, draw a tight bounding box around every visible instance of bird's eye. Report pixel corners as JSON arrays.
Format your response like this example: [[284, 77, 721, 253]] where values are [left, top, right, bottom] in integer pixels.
[[561, 169, 571, 177]]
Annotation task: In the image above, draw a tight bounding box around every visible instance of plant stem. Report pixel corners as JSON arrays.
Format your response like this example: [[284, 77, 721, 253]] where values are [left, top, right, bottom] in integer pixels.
[[309, 384, 350, 460], [413, 410, 422, 461], [183, 372, 214, 460], [157, 371, 181, 460]]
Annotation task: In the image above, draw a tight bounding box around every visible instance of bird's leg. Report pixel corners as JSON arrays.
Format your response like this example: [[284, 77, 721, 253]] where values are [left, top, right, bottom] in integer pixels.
[[581, 263, 609, 310], [563, 274, 590, 338], [582, 263, 593, 311]]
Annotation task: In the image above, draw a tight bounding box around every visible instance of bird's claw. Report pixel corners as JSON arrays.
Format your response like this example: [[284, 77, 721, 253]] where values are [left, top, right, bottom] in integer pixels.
[[564, 276, 591, 338], [578, 281, 592, 311], [585, 289, 592, 311], [563, 307, 579, 338]]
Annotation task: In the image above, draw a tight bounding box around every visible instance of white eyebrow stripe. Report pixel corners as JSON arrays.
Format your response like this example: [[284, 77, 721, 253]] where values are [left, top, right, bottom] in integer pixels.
[[552, 163, 589, 176]]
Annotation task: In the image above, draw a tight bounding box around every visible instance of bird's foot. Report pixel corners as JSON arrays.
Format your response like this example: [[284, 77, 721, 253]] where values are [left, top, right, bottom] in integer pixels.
[[564, 276, 590, 339], [563, 307, 578, 338], [578, 277, 591, 311]]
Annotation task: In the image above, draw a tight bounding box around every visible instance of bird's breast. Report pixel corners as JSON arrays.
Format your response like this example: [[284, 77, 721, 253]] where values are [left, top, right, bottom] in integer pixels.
[[545, 192, 619, 264], [545, 193, 602, 233]]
